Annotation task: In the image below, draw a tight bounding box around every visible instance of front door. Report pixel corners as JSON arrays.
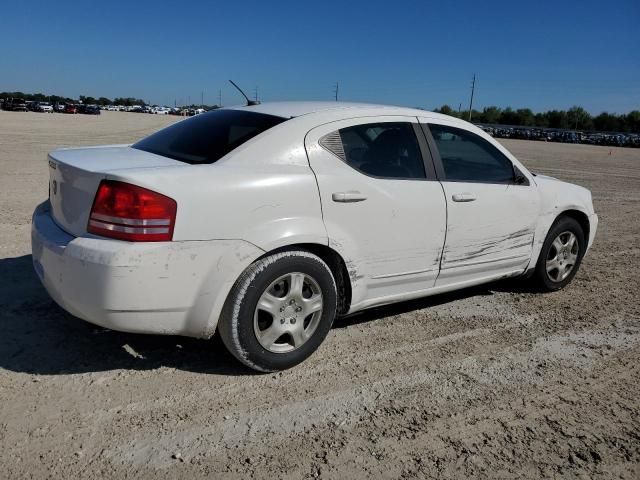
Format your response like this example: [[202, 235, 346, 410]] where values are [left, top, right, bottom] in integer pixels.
[[421, 120, 540, 286]]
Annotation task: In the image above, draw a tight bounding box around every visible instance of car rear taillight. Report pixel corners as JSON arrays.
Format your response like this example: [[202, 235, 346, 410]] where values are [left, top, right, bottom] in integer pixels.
[[87, 180, 176, 242]]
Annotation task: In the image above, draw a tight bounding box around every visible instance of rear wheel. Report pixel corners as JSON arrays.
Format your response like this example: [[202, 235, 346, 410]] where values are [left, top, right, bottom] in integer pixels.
[[218, 250, 337, 372], [533, 216, 585, 291]]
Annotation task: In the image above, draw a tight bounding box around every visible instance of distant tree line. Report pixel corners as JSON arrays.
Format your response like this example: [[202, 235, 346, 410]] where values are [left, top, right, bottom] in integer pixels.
[[434, 105, 640, 134]]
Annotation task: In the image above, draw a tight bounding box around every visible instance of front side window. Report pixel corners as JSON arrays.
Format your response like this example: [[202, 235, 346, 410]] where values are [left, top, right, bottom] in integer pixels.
[[428, 124, 515, 183], [325, 122, 426, 179], [133, 109, 287, 164]]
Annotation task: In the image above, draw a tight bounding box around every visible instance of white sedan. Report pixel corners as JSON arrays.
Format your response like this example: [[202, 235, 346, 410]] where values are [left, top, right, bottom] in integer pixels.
[[38, 102, 54, 113], [31, 102, 597, 372]]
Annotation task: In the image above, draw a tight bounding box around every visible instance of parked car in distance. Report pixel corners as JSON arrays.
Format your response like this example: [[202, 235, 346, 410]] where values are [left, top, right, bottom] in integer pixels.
[[34, 102, 54, 113], [63, 104, 77, 114], [84, 105, 101, 115], [32, 102, 598, 372], [2, 98, 28, 111]]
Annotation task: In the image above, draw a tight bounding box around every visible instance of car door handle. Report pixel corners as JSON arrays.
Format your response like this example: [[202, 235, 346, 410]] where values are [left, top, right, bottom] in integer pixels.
[[332, 191, 367, 203], [452, 193, 476, 202]]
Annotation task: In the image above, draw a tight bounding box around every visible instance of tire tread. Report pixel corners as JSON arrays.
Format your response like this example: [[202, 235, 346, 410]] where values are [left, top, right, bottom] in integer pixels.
[[218, 250, 336, 372]]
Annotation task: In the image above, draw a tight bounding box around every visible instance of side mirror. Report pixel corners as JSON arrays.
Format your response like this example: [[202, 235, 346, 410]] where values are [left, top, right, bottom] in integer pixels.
[[514, 172, 528, 185]]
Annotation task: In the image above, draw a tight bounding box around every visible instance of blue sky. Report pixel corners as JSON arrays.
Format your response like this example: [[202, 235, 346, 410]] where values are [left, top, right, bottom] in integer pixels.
[[1, 0, 638, 113]]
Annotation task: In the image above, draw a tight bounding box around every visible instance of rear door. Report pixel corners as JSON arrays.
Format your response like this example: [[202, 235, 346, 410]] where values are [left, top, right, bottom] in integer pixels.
[[420, 119, 539, 286], [305, 116, 447, 310]]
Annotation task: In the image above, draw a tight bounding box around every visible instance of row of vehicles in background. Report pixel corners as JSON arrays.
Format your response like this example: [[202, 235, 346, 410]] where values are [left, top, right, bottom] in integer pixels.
[[1, 98, 100, 115], [478, 125, 640, 148], [2, 98, 209, 117], [102, 105, 206, 116], [60, 104, 101, 115]]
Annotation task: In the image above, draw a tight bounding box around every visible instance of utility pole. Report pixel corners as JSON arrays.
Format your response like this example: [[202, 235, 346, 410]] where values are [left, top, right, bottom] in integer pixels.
[[201, 91, 204, 107], [218, 89, 222, 107], [333, 82, 339, 101], [458, 103, 462, 113], [254, 86, 258, 103], [468, 74, 476, 121]]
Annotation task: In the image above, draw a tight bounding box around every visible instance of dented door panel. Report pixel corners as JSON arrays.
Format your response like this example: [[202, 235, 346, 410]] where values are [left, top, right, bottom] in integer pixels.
[[304, 117, 447, 309], [436, 181, 540, 285]]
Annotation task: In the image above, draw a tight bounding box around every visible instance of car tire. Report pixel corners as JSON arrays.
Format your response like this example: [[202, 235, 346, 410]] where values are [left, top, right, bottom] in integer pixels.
[[533, 216, 586, 291], [218, 250, 338, 372]]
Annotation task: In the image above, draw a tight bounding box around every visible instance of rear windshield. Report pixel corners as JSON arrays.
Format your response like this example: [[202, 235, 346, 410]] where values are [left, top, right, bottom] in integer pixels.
[[132, 109, 287, 164]]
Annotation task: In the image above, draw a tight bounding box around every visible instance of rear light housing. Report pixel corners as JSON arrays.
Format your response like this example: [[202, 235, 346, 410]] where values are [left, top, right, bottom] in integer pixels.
[[87, 180, 177, 242]]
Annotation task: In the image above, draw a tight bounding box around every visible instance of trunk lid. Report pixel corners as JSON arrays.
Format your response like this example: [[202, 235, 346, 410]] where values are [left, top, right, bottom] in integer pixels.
[[48, 146, 183, 237]]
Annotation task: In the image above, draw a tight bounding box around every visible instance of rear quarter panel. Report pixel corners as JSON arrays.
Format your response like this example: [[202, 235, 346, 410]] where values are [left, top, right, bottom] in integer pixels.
[[105, 122, 328, 251]]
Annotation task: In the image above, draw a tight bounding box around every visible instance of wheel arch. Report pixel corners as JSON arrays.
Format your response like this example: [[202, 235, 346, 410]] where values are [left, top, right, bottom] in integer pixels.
[[557, 209, 590, 241], [527, 206, 592, 276], [253, 243, 352, 316]]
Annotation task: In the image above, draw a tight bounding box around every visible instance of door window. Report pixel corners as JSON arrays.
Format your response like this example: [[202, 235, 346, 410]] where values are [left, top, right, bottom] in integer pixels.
[[428, 124, 515, 183], [322, 123, 426, 179]]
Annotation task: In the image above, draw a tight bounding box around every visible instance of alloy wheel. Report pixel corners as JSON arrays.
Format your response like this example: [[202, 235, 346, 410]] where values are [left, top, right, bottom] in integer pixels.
[[253, 272, 323, 353], [546, 231, 579, 283]]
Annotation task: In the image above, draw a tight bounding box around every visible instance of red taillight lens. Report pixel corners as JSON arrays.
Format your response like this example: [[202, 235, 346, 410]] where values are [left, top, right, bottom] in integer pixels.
[[87, 180, 177, 242]]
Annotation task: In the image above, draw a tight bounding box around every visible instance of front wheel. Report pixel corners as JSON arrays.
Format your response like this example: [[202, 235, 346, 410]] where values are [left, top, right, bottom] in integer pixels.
[[533, 216, 586, 291], [218, 250, 337, 372]]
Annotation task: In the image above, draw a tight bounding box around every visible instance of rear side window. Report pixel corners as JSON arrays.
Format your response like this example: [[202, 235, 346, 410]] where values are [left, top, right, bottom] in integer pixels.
[[133, 109, 287, 164], [428, 124, 515, 183], [323, 122, 425, 179]]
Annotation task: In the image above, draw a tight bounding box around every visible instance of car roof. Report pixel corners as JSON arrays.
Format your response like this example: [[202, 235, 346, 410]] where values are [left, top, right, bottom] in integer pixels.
[[227, 101, 463, 125]]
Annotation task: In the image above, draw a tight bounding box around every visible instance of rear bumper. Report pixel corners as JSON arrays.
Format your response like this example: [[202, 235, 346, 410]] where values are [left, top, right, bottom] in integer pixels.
[[31, 202, 263, 338]]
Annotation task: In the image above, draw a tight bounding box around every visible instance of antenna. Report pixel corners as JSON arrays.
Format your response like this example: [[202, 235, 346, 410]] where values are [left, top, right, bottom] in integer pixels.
[[468, 74, 476, 121], [228, 80, 260, 106]]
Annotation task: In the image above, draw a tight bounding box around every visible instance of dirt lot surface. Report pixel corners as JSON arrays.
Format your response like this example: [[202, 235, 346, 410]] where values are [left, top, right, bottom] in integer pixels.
[[1, 110, 639, 479]]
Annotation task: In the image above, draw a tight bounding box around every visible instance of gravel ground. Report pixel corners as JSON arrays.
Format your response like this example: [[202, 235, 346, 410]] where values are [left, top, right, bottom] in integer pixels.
[[1, 110, 639, 479]]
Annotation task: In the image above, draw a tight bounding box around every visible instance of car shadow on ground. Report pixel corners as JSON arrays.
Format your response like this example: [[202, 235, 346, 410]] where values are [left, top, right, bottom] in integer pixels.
[[0, 255, 535, 377]]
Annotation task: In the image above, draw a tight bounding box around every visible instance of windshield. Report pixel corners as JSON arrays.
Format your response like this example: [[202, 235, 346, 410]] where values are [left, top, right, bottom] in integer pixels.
[[132, 109, 287, 164]]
